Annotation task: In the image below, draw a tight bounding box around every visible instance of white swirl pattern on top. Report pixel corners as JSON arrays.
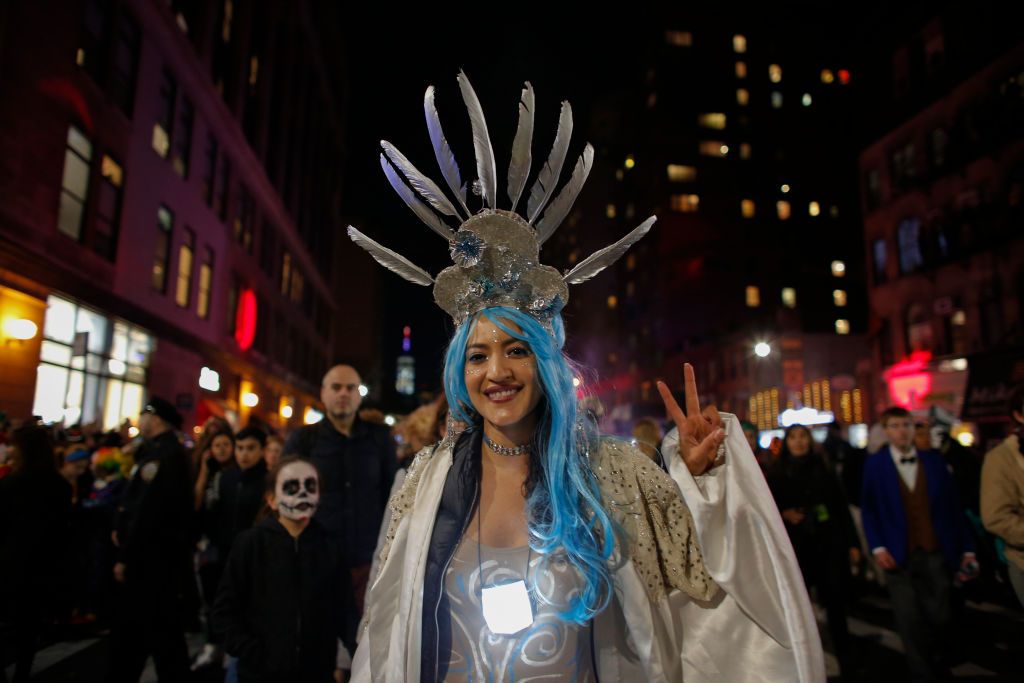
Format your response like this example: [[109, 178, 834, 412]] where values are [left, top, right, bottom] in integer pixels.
[[443, 535, 595, 682]]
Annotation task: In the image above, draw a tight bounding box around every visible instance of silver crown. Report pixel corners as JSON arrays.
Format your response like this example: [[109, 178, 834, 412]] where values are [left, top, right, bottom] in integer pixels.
[[347, 71, 656, 329]]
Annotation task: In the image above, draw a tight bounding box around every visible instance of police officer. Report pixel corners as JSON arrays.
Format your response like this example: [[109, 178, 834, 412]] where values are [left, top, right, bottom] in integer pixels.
[[106, 397, 192, 682]]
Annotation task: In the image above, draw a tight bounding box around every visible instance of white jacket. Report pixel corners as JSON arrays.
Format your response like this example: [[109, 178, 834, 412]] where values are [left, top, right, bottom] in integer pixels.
[[352, 413, 824, 682]]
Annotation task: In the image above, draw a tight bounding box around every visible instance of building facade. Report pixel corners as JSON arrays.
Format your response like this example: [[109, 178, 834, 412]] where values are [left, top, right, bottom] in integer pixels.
[[0, 0, 354, 434]]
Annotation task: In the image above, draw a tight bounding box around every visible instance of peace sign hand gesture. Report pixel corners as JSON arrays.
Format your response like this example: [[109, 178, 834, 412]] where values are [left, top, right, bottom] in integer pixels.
[[656, 363, 726, 476]]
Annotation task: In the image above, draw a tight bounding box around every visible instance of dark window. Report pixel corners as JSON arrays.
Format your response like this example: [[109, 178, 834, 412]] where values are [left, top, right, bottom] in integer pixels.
[[152, 69, 176, 159], [152, 206, 173, 292], [93, 155, 124, 260], [897, 217, 923, 274], [217, 157, 232, 222], [202, 134, 218, 206], [872, 238, 888, 284], [172, 98, 194, 178], [108, 12, 140, 116]]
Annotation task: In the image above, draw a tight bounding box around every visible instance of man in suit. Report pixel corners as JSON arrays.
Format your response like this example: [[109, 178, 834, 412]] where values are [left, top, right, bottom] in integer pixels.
[[861, 406, 977, 682]]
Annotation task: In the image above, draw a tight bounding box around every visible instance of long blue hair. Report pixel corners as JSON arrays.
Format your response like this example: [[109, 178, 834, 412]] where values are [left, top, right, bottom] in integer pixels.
[[443, 306, 615, 623]]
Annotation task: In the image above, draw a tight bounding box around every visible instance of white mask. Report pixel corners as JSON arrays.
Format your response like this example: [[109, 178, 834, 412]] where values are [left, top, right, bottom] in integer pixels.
[[275, 462, 319, 521]]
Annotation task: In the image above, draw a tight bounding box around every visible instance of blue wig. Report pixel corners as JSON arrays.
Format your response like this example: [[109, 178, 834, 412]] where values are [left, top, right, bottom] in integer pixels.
[[443, 306, 615, 624]]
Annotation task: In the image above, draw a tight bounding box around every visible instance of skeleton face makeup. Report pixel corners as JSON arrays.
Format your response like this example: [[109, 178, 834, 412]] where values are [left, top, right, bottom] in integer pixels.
[[274, 461, 319, 521]]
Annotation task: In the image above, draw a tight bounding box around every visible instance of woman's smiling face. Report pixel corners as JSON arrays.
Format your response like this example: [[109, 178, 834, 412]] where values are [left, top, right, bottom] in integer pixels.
[[464, 317, 544, 432]]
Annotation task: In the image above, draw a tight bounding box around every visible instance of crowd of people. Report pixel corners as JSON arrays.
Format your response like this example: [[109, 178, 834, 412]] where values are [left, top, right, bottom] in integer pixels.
[[1, 372, 1022, 682]]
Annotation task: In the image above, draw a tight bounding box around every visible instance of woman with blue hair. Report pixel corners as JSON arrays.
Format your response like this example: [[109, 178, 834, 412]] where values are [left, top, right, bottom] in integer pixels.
[[347, 74, 823, 681]]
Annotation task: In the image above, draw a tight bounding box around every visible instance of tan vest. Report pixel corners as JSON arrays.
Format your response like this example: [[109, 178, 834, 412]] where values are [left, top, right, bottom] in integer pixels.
[[897, 463, 938, 554]]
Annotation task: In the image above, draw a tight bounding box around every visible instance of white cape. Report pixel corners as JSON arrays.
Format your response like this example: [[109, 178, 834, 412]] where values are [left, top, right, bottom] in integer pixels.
[[352, 413, 824, 681]]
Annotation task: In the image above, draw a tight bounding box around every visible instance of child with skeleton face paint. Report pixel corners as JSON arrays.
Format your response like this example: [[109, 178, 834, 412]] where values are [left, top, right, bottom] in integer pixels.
[[213, 455, 356, 683], [268, 458, 320, 528]]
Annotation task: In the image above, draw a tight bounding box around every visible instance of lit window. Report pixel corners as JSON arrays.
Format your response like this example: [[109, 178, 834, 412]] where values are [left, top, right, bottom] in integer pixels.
[[741, 199, 756, 217], [821, 69, 835, 84], [197, 249, 214, 319], [152, 124, 170, 158], [281, 252, 291, 294], [835, 319, 850, 335], [647, 93, 657, 108], [699, 141, 728, 157], [698, 113, 727, 129], [615, 169, 624, 181], [624, 155, 635, 169], [606, 204, 617, 218], [736, 88, 749, 106], [626, 254, 636, 271], [746, 286, 760, 307], [175, 228, 194, 308], [665, 31, 692, 46], [739, 143, 752, 159], [776, 201, 791, 220], [58, 126, 93, 241], [733, 34, 747, 53], [802, 93, 812, 106], [833, 290, 848, 307], [101, 155, 123, 186], [735, 61, 747, 78], [829, 205, 839, 218], [769, 64, 782, 83], [667, 164, 697, 182], [771, 91, 783, 108], [952, 310, 966, 326], [670, 194, 700, 212], [838, 69, 851, 84], [248, 55, 259, 87], [809, 201, 821, 216], [831, 260, 846, 277], [626, 281, 636, 296], [782, 288, 796, 308]]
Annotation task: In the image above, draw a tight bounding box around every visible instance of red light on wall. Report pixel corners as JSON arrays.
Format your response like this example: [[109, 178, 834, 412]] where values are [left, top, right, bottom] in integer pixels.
[[883, 351, 932, 409], [235, 289, 257, 351]]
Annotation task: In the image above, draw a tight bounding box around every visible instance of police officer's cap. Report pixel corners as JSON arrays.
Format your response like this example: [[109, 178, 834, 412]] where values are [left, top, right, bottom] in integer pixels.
[[143, 396, 183, 430]]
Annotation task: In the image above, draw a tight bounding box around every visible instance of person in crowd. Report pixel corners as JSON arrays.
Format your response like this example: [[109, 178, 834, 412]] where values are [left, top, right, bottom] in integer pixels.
[[214, 428, 268, 552], [191, 427, 236, 671], [861, 406, 977, 682], [106, 397, 193, 682], [264, 434, 284, 470], [80, 448, 128, 625], [284, 364, 397, 618], [193, 427, 236, 512], [632, 416, 664, 463], [981, 384, 1024, 607], [214, 456, 357, 683], [767, 424, 862, 678], [741, 420, 774, 473], [0, 423, 72, 683], [60, 447, 93, 505], [824, 422, 866, 508]]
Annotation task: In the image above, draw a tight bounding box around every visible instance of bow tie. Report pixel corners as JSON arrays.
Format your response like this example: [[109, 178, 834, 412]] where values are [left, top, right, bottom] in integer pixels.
[[900, 456, 917, 465]]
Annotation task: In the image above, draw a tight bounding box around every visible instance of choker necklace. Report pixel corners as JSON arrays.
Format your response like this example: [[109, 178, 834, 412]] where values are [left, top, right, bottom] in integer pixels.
[[483, 433, 532, 457]]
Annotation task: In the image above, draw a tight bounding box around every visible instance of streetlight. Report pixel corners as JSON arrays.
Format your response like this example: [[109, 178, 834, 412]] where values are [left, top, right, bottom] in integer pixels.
[[754, 342, 771, 358]]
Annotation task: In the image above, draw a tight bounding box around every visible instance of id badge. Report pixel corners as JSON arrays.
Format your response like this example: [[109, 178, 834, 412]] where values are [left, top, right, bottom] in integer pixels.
[[481, 580, 534, 635]]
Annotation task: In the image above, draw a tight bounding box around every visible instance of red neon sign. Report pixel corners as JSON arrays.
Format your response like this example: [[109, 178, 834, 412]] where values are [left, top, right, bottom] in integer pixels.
[[883, 351, 932, 409], [234, 289, 257, 351]]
